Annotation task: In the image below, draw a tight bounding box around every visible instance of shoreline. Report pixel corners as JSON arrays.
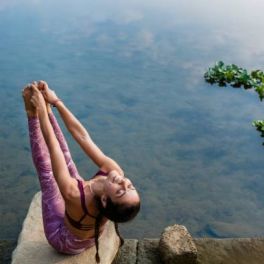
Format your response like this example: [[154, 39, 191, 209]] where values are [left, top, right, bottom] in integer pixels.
[[3, 237, 264, 263], [6, 193, 264, 264]]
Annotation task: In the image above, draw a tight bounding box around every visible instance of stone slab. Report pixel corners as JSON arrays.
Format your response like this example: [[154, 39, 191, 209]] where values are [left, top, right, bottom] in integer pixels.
[[137, 239, 161, 264], [195, 238, 264, 264], [114, 239, 138, 264], [11, 192, 120, 264]]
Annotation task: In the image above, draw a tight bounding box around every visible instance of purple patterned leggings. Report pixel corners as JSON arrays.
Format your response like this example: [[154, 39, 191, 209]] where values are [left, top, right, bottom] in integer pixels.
[[28, 113, 95, 254]]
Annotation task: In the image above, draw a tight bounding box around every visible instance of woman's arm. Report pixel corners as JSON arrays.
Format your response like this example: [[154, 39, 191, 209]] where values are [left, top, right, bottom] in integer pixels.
[[56, 101, 124, 175], [39, 81, 124, 175], [31, 85, 76, 199], [56, 101, 106, 165]]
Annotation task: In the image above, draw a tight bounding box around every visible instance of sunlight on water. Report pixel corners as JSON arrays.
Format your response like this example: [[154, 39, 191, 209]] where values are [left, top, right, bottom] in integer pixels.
[[1, 0, 264, 240]]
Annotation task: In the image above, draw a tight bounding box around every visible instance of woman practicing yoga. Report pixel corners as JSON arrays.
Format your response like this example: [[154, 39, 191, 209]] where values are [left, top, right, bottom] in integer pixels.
[[22, 81, 140, 263]]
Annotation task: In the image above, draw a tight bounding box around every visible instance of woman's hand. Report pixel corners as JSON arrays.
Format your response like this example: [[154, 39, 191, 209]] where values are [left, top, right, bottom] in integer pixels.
[[38, 80, 59, 105], [30, 85, 47, 113]]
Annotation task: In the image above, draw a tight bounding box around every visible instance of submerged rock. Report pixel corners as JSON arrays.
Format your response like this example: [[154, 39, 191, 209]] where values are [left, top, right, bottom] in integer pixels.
[[0, 240, 17, 264], [11, 192, 120, 264]]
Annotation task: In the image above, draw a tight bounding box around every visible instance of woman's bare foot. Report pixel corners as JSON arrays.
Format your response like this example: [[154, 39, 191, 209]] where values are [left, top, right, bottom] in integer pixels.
[[37, 81, 52, 114], [22, 85, 37, 117]]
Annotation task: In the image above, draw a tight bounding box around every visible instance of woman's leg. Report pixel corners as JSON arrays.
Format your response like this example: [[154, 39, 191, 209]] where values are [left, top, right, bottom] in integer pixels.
[[48, 110, 83, 181], [28, 116, 66, 242], [23, 87, 64, 246], [24, 87, 95, 254], [28, 116, 95, 254]]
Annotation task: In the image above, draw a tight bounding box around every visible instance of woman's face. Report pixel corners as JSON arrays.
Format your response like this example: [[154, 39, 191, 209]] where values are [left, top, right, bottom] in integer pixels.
[[103, 170, 140, 205]]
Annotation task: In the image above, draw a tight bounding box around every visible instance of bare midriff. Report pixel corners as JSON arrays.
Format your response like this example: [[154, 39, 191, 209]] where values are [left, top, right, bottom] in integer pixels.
[[64, 215, 108, 239]]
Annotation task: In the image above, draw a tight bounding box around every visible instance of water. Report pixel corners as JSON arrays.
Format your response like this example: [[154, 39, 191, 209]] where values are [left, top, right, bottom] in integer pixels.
[[1, 0, 264, 240]]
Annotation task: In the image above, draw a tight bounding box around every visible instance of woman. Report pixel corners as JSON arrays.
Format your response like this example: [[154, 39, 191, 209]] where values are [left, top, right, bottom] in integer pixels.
[[22, 81, 140, 263]]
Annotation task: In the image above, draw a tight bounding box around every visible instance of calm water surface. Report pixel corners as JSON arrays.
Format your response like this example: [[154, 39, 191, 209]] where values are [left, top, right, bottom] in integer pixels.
[[1, 0, 264, 240]]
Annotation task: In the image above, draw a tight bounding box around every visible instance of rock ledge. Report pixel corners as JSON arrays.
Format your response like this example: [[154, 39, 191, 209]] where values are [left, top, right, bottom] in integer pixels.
[[11, 192, 120, 264]]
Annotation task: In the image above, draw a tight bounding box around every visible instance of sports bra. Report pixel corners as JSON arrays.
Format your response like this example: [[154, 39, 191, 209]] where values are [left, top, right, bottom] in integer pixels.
[[65, 170, 108, 231]]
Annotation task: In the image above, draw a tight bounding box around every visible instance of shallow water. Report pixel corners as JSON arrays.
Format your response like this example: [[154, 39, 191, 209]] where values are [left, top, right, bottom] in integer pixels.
[[1, 0, 264, 240]]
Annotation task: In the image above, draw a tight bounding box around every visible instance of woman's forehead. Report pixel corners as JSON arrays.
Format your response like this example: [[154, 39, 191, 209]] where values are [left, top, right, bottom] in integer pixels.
[[119, 189, 138, 202]]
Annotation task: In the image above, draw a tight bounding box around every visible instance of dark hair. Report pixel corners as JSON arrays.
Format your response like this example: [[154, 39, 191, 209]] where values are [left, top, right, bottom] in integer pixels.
[[94, 196, 140, 263]]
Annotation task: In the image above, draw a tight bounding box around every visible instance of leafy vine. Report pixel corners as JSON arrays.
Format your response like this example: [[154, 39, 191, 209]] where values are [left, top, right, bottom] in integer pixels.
[[204, 61, 264, 143]]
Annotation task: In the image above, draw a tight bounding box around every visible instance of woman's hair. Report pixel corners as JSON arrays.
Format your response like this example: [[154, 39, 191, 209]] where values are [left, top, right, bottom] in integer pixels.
[[94, 196, 140, 263]]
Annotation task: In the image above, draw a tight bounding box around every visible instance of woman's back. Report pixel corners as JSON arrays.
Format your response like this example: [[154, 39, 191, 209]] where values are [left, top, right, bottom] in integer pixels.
[[64, 172, 109, 239]]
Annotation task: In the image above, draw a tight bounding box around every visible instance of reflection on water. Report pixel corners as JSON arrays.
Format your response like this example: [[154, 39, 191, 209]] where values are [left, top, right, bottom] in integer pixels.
[[1, 0, 264, 240]]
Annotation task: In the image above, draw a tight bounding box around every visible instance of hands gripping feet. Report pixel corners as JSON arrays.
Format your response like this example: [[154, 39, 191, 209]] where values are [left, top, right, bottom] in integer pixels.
[[22, 81, 53, 117]]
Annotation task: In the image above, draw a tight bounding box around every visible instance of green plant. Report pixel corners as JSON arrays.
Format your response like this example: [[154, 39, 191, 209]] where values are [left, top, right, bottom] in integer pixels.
[[204, 61, 264, 100], [204, 61, 264, 144], [252, 120, 264, 145]]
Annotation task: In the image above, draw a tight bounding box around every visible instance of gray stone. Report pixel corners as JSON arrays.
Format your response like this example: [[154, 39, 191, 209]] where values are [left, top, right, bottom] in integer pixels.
[[159, 225, 197, 264], [114, 239, 138, 264], [11, 192, 120, 264], [137, 239, 161, 264], [195, 237, 264, 264]]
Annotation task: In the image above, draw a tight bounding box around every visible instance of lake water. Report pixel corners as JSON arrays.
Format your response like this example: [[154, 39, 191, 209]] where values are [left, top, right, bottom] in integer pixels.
[[1, 0, 264, 240]]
